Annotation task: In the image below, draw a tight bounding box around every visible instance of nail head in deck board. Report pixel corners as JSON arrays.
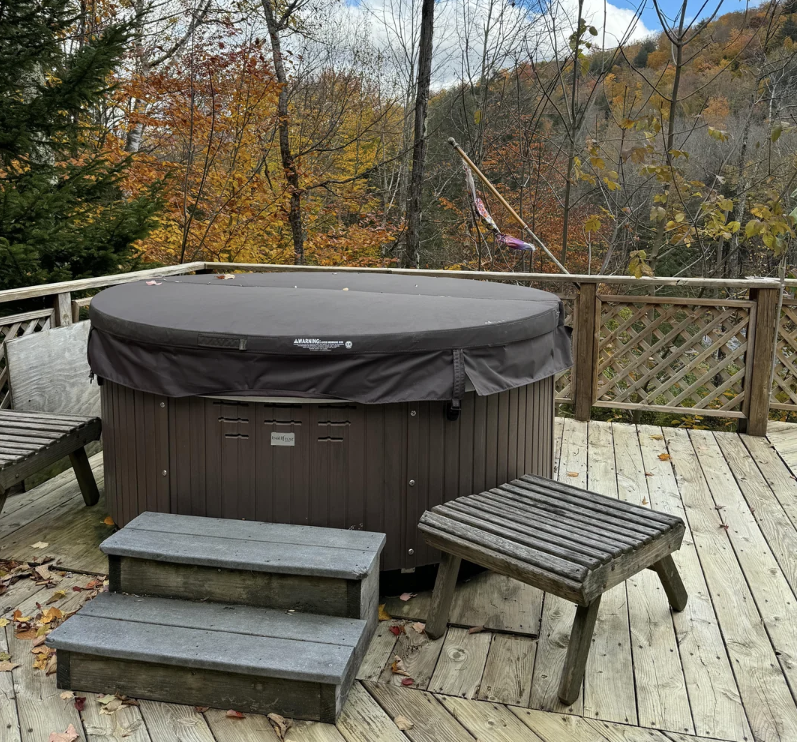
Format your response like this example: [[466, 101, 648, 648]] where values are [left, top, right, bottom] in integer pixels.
[[364, 682, 477, 742], [636, 425, 750, 741], [663, 427, 797, 742], [334, 683, 408, 742], [477, 632, 536, 706], [427, 627, 492, 699]]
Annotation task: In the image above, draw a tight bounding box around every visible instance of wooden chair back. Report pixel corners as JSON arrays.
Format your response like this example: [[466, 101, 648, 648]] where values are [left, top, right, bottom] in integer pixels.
[[5, 321, 100, 418]]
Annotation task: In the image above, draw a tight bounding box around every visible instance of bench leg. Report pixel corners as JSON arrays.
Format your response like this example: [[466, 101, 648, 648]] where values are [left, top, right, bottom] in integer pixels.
[[425, 553, 462, 640], [558, 595, 602, 705], [69, 447, 100, 507], [650, 555, 688, 612]]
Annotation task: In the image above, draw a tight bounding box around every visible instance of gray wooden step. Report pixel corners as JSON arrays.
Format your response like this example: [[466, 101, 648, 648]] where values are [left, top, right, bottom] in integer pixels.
[[47, 592, 370, 722], [101, 512, 385, 626]]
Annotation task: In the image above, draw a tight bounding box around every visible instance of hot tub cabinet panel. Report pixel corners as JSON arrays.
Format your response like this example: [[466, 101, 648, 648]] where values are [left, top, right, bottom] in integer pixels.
[[101, 376, 554, 572]]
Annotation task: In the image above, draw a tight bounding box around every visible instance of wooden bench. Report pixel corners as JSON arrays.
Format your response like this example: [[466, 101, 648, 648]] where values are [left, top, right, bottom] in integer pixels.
[[419, 473, 688, 705], [0, 323, 102, 514]]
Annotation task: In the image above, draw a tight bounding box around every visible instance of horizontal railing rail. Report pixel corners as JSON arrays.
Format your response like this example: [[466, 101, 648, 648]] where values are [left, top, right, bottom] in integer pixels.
[[0, 261, 793, 434]]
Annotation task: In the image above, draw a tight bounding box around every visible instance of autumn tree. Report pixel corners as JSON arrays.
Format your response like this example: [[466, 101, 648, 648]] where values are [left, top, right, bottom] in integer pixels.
[[0, 0, 160, 290]]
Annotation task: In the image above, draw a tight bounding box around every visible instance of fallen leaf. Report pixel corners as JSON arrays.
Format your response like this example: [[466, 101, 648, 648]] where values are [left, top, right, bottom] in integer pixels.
[[12, 610, 31, 622], [217, 274, 235, 280], [399, 592, 416, 602], [226, 709, 245, 719], [145, 281, 162, 286], [103, 516, 115, 526], [267, 712, 293, 741], [35, 565, 51, 581], [389, 625, 402, 637], [567, 471, 579, 477], [46, 590, 67, 605], [31, 542, 49, 549], [0, 651, 9, 661], [48, 724, 78, 742], [100, 698, 123, 714], [645, 472, 653, 477], [97, 694, 116, 705], [650, 434, 663, 440], [394, 715, 414, 730], [0, 660, 20, 672], [15, 628, 37, 640], [641, 497, 649, 506], [411, 622, 426, 634], [194, 706, 209, 713], [74, 697, 86, 711], [45, 655, 57, 675], [60, 691, 74, 701], [658, 453, 671, 461], [390, 655, 410, 676], [0, 618, 8, 627], [378, 604, 392, 621], [468, 625, 484, 634], [41, 607, 63, 625], [400, 677, 414, 686]]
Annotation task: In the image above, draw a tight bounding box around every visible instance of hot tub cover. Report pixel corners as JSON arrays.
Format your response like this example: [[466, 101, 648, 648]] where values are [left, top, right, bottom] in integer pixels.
[[87, 272, 572, 404]]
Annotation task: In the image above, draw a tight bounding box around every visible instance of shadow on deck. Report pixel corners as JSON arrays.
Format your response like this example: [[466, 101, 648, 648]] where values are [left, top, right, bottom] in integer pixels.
[[2, 418, 797, 742]]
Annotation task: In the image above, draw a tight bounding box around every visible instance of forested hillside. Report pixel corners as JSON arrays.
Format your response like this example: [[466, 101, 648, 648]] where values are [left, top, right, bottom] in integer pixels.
[[1, 0, 796, 287]]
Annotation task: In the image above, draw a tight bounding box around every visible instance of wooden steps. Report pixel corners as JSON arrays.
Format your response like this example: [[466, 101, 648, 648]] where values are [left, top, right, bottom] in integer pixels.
[[102, 512, 384, 628], [46, 513, 385, 721]]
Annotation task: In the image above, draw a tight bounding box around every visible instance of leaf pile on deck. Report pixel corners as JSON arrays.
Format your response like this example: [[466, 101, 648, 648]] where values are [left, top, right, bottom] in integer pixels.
[[1, 563, 106, 675]]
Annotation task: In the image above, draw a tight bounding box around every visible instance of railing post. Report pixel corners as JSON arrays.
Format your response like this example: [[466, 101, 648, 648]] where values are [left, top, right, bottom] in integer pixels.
[[52, 292, 72, 327], [743, 287, 779, 436], [573, 282, 599, 421]]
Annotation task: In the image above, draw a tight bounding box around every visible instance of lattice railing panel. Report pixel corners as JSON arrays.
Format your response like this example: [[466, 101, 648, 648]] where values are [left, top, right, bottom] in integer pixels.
[[596, 297, 752, 413], [555, 296, 574, 402], [772, 299, 797, 411], [0, 309, 54, 408]]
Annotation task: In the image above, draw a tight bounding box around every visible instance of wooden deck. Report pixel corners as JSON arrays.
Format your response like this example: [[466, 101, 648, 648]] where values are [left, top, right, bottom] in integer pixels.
[[2, 418, 797, 742]]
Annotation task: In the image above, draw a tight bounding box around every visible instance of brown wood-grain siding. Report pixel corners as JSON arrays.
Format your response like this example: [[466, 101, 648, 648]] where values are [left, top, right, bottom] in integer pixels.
[[101, 376, 554, 571]]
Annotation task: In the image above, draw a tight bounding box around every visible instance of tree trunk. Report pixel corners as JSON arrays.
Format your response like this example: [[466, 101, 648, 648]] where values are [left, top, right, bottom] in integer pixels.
[[404, 0, 434, 269], [261, 0, 304, 264]]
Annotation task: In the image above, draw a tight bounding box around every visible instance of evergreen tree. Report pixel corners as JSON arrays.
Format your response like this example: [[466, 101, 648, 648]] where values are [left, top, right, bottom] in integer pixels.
[[0, 0, 162, 290]]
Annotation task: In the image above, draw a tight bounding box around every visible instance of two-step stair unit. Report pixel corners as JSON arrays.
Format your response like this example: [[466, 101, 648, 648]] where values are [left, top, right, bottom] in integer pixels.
[[47, 512, 385, 722]]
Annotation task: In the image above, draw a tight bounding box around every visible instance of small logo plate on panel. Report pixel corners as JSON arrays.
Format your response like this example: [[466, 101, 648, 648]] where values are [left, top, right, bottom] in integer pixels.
[[271, 432, 295, 447]]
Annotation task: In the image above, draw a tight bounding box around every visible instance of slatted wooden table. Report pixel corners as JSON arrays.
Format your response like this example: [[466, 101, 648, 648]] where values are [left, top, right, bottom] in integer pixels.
[[0, 409, 102, 513], [419, 473, 687, 705]]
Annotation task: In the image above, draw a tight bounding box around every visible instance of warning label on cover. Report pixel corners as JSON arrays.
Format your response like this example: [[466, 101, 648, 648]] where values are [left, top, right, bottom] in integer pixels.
[[292, 338, 351, 351]]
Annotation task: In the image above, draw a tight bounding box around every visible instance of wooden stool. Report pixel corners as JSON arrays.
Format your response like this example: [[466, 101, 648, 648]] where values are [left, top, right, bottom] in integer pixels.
[[418, 474, 688, 705]]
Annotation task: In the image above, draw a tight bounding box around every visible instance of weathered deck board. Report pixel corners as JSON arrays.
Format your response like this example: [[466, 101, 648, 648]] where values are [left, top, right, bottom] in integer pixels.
[[583, 420, 637, 726], [2, 421, 797, 742], [637, 426, 750, 742], [664, 428, 797, 742], [612, 423, 693, 736], [530, 417, 586, 714]]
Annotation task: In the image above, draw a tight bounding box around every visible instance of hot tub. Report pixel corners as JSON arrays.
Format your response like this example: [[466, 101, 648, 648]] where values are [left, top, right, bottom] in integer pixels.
[[88, 272, 572, 571]]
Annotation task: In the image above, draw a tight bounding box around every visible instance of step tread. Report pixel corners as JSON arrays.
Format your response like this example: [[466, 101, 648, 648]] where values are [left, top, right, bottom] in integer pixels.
[[101, 512, 385, 580], [46, 593, 367, 685]]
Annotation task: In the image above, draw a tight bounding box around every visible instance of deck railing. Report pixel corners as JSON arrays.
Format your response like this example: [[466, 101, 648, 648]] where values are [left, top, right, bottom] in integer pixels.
[[0, 260, 793, 435]]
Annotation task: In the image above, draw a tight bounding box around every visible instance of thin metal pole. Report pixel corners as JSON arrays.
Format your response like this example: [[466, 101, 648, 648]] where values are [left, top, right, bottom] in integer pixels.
[[447, 138, 570, 274]]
